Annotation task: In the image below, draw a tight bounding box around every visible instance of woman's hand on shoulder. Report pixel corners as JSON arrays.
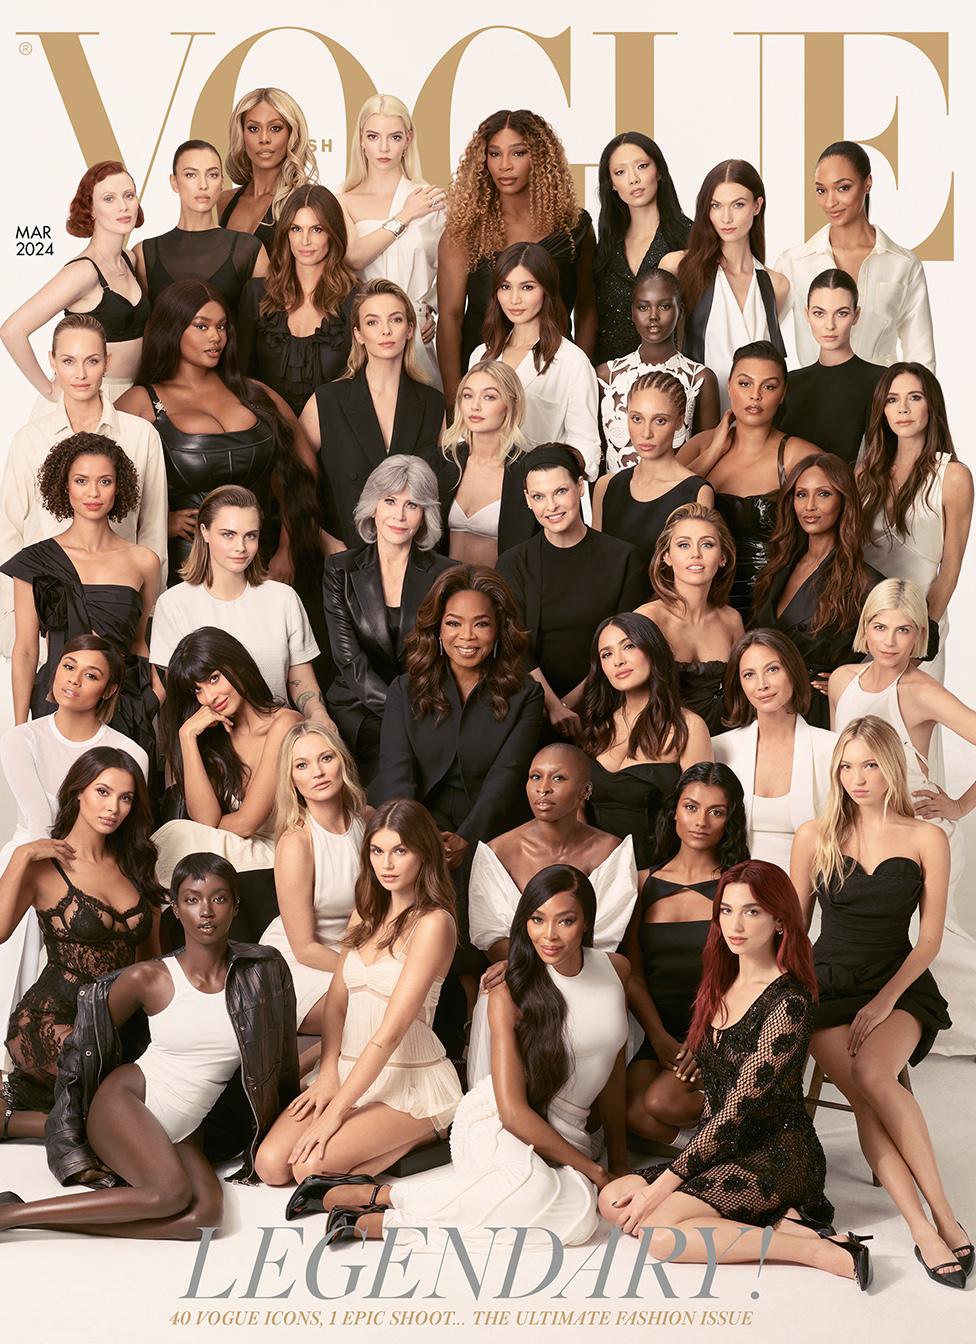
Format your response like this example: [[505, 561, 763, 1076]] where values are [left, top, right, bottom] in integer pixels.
[[17, 836, 76, 868], [480, 958, 508, 992]]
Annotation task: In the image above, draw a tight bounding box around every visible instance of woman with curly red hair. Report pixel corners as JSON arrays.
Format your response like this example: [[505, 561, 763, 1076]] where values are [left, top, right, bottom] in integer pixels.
[[436, 109, 596, 408], [1, 162, 149, 408], [601, 860, 875, 1291]]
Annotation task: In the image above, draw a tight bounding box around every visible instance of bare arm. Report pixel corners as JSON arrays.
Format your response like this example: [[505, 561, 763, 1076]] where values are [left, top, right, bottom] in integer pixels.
[[691, 368, 721, 435], [591, 474, 611, 531], [252, 245, 269, 280], [218, 709, 303, 837], [571, 225, 598, 359], [789, 820, 820, 929], [435, 231, 469, 410], [0, 262, 105, 399], [131, 548, 162, 657], [928, 461, 973, 622], [273, 828, 343, 975], [286, 663, 333, 727], [10, 578, 40, 725], [679, 711, 714, 769]]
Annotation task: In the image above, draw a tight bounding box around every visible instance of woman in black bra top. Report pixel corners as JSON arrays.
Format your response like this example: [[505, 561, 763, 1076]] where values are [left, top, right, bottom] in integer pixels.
[[117, 281, 322, 593], [0, 161, 149, 404], [0, 747, 162, 1137], [623, 762, 749, 1146], [678, 342, 817, 616], [134, 140, 267, 318]]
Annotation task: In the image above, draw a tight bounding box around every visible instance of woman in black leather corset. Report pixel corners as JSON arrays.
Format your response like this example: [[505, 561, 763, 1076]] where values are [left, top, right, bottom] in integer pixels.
[[117, 281, 322, 592]]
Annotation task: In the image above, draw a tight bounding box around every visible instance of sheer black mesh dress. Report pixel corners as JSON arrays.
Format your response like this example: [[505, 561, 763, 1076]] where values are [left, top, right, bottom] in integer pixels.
[[636, 974, 833, 1226]]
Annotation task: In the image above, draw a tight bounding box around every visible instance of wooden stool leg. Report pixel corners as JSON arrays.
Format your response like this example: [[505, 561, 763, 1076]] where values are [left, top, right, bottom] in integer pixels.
[[805, 1061, 825, 1119]]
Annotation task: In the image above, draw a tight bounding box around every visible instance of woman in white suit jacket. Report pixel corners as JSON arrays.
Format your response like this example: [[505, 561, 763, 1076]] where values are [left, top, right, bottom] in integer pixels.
[[711, 629, 836, 872]]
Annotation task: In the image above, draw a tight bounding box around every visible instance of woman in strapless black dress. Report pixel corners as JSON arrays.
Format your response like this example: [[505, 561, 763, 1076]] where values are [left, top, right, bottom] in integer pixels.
[[792, 717, 970, 1289], [624, 762, 749, 1144], [578, 612, 712, 868]]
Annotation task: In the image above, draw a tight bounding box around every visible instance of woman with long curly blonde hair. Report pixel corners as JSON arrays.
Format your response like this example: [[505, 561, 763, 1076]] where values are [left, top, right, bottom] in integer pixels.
[[218, 88, 318, 250], [436, 109, 596, 408]]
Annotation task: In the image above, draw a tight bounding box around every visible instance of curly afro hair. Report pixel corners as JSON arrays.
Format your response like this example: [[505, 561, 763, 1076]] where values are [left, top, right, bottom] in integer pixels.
[[37, 432, 141, 522]]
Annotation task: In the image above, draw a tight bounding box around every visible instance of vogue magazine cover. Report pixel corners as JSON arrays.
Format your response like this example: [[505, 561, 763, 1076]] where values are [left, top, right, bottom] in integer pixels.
[[1, 2, 973, 1339]]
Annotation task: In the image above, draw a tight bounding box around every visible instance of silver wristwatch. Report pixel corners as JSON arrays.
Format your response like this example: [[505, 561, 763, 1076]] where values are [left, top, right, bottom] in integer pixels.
[[382, 217, 406, 238]]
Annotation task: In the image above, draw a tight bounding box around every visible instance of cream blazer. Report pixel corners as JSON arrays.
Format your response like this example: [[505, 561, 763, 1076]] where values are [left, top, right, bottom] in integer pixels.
[[711, 717, 838, 837]]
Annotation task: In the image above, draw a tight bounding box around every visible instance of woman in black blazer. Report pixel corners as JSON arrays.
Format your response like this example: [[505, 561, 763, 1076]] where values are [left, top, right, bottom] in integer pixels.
[[370, 563, 544, 1020], [299, 279, 444, 547], [323, 455, 457, 781]]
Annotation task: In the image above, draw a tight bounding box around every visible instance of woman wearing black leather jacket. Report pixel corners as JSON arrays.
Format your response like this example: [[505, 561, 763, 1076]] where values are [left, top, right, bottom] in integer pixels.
[[0, 853, 298, 1240]]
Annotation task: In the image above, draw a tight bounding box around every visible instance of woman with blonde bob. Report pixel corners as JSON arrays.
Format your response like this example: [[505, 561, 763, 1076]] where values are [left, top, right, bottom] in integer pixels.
[[791, 718, 970, 1290], [635, 502, 742, 734], [339, 94, 446, 387], [259, 722, 366, 1049], [437, 359, 532, 564], [218, 88, 318, 249]]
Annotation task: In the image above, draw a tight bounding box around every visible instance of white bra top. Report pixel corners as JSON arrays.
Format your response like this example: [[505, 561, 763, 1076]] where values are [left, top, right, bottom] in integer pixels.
[[448, 497, 501, 540]]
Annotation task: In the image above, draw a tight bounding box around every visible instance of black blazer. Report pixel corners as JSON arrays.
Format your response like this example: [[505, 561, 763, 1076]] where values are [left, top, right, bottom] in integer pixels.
[[323, 542, 458, 733], [315, 367, 444, 545], [433, 444, 539, 558], [496, 528, 649, 664], [370, 670, 544, 843]]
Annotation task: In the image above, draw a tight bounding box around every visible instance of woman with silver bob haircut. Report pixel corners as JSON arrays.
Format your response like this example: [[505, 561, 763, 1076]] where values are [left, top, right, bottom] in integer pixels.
[[324, 454, 458, 782]]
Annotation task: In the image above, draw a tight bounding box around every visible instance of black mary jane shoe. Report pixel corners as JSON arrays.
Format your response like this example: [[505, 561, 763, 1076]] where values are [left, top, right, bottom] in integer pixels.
[[285, 1173, 379, 1222], [324, 1203, 386, 1246], [914, 1244, 966, 1290], [950, 1227, 974, 1279], [831, 1233, 873, 1291]]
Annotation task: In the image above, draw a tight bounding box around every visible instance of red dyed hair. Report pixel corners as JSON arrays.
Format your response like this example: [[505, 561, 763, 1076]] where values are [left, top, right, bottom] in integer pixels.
[[685, 860, 817, 1052], [66, 162, 144, 238]]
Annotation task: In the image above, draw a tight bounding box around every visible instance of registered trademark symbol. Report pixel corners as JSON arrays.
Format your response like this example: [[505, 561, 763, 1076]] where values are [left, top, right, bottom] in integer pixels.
[[19, 41, 32, 55]]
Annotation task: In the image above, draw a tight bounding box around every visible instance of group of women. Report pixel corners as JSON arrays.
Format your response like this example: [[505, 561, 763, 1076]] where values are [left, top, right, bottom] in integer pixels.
[[0, 86, 972, 1296]]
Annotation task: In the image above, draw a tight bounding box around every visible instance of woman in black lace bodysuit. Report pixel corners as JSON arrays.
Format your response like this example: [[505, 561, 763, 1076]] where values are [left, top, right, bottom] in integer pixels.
[[602, 860, 874, 1290], [0, 747, 162, 1139]]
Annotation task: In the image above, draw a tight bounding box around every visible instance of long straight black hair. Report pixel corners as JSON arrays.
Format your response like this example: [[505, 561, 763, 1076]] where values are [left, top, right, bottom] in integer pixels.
[[505, 864, 596, 1118], [650, 762, 750, 871], [595, 132, 689, 276]]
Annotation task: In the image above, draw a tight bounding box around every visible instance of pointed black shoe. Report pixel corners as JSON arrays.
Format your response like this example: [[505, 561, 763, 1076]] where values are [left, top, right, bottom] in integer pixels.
[[831, 1233, 873, 1291], [914, 1244, 966, 1290], [324, 1203, 385, 1246], [783, 1211, 837, 1238], [285, 1173, 379, 1221]]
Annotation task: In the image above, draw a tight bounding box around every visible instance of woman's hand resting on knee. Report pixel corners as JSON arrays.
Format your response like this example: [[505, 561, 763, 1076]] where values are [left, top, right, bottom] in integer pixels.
[[287, 1066, 340, 1122]]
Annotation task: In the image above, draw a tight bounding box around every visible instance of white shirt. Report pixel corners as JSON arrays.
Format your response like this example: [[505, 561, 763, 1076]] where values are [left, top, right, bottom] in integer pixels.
[[774, 223, 935, 371], [469, 338, 601, 481], [0, 394, 168, 655], [149, 579, 319, 703]]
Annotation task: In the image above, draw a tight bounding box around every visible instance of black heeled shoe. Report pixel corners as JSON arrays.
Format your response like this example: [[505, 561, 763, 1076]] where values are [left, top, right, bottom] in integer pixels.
[[284, 1173, 380, 1221], [951, 1227, 974, 1279], [783, 1211, 837, 1238], [324, 1203, 385, 1245], [830, 1233, 873, 1291], [914, 1243, 966, 1290]]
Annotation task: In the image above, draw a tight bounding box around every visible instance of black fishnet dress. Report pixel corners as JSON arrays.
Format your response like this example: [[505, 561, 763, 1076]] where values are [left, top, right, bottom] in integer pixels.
[[637, 974, 833, 1226]]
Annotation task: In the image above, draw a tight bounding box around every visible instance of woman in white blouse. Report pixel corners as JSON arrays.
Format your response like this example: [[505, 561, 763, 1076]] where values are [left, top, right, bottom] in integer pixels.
[[711, 628, 835, 872], [775, 140, 935, 371], [149, 484, 329, 723], [469, 242, 600, 482]]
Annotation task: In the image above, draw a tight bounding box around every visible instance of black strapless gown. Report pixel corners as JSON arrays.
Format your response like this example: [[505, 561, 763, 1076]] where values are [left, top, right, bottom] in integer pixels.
[[676, 660, 726, 735], [588, 759, 681, 869], [0, 539, 157, 758], [813, 857, 951, 1065], [633, 870, 715, 1061]]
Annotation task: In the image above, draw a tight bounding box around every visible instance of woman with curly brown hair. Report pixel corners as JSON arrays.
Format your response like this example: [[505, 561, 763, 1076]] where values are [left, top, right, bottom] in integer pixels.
[[752, 454, 883, 729], [0, 433, 160, 756], [1, 162, 149, 406], [237, 185, 356, 416], [370, 564, 543, 1012], [436, 109, 596, 408], [217, 88, 318, 249]]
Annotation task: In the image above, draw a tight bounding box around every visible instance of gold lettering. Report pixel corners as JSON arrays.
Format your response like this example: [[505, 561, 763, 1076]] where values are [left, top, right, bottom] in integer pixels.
[[593, 32, 677, 138]]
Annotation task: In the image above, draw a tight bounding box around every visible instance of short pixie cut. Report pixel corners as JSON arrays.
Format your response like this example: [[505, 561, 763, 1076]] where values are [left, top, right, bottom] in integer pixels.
[[353, 454, 442, 550], [37, 431, 141, 522]]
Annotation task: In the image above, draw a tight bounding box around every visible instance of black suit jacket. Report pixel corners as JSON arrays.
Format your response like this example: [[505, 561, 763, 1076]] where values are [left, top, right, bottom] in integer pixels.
[[323, 543, 458, 733], [315, 367, 444, 545], [496, 528, 649, 667], [370, 670, 544, 843], [431, 444, 539, 558]]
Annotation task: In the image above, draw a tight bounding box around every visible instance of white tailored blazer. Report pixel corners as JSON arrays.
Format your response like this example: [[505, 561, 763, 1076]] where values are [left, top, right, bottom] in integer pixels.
[[711, 716, 838, 837]]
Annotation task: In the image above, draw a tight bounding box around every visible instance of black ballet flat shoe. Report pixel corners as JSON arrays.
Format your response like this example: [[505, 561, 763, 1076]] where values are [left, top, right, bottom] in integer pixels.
[[831, 1233, 873, 1291], [914, 1243, 966, 1290], [285, 1173, 379, 1221], [324, 1203, 386, 1246], [784, 1211, 837, 1238], [951, 1227, 974, 1279], [0, 1192, 24, 1206]]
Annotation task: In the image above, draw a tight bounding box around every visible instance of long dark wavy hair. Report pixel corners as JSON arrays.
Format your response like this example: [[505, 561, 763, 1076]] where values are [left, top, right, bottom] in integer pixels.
[[858, 363, 956, 538], [346, 799, 457, 953], [52, 747, 164, 905], [159, 627, 281, 812], [595, 133, 689, 276], [506, 864, 596, 1118], [481, 242, 566, 375], [752, 453, 872, 635], [686, 860, 817, 1053], [578, 613, 688, 760], [650, 762, 750, 872], [677, 160, 767, 322], [136, 279, 322, 581], [405, 564, 529, 724], [262, 184, 356, 319]]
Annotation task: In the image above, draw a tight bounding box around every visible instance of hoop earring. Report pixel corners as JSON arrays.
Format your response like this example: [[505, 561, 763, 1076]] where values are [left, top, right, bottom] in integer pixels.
[[492, 641, 498, 659], [439, 637, 444, 655]]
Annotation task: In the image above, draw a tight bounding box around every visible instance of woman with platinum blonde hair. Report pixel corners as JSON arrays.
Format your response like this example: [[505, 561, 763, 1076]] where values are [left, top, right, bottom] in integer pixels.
[[339, 94, 446, 387], [219, 88, 318, 250], [323, 455, 457, 782], [830, 578, 976, 1055], [259, 722, 366, 1051], [792, 718, 971, 1290]]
